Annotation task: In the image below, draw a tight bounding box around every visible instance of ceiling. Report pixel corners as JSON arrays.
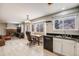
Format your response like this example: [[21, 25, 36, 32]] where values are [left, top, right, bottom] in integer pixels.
[[0, 3, 79, 23]]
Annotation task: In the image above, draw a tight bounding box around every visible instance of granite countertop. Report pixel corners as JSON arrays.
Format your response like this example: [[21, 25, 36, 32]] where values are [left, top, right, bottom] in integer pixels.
[[47, 33, 79, 39]]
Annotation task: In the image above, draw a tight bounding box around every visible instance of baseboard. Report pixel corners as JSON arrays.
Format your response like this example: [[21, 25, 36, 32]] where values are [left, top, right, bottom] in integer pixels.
[[53, 51, 64, 56], [44, 48, 64, 56]]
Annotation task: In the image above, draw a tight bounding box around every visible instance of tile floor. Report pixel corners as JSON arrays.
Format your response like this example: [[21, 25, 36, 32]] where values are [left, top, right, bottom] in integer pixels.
[[0, 37, 57, 56]]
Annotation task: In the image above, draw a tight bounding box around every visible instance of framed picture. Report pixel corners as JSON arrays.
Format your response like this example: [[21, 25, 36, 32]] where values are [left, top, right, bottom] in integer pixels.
[[55, 20, 63, 29], [53, 16, 76, 30], [36, 22, 44, 32], [36, 24, 40, 32], [39, 22, 43, 32], [64, 16, 75, 29]]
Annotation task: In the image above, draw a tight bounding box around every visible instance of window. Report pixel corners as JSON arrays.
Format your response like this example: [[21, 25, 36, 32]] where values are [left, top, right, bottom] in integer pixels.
[[32, 22, 44, 32]]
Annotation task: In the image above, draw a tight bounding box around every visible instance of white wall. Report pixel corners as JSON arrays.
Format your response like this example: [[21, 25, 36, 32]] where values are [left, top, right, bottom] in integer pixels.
[[31, 7, 79, 35], [46, 22, 53, 33], [6, 23, 17, 29], [0, 23, 6, 35], [31, 20, 46, 35], [51, 8, 79, 35]]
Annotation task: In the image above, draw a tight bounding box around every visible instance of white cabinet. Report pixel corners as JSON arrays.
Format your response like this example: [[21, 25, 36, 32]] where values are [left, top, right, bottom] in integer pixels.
[[53, 38, 63, 54], [62, 39, 75, 56], [72, 39, 79, 56], [53, 37, 76, 56], [75, 40, 79, 56]]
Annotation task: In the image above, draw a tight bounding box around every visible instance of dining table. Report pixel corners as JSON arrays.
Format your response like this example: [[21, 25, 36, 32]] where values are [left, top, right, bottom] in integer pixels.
[[31, 34, 43, 45]]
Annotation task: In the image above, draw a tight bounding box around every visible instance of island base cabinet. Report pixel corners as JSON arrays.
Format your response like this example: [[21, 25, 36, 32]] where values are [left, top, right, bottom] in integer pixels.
[[62, 39, 75, 56]]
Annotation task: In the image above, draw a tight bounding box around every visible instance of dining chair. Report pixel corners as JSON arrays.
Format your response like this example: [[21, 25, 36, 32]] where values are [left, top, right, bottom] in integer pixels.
[[26, 31, 36, 46]]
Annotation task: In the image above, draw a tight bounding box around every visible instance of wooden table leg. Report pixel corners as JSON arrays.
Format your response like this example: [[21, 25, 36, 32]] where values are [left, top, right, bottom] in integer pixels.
[[37, 37, 40, 45]]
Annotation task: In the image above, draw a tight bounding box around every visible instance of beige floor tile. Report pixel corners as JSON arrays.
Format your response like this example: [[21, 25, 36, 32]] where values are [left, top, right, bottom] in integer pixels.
[[0, 37, 57, 56]]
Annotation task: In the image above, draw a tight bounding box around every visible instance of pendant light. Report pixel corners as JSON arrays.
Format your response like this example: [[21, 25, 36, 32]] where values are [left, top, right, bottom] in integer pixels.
[[24, 15, 31, 23]]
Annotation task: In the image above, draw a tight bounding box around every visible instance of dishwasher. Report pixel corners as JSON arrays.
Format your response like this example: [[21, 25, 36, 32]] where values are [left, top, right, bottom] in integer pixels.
[[43, 35, 53, 52]]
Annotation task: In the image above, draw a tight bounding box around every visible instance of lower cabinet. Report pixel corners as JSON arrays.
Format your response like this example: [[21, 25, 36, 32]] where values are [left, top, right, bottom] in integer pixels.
[[53, 38, 63, 54], [62, 39, 75, 56], [47, 33, 79, 56], [53, 37, 76, 56], [75, 40, 79, 56]]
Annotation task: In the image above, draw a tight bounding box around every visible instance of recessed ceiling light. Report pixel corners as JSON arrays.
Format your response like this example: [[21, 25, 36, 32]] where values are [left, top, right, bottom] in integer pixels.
[[62, 8, 65, 10]]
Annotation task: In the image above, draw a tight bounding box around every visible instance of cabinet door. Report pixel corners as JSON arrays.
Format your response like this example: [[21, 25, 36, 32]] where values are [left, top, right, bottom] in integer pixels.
[[76, 41, 79, 56], [62, 39, 75, 56], [53, 38, 63, 54]]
